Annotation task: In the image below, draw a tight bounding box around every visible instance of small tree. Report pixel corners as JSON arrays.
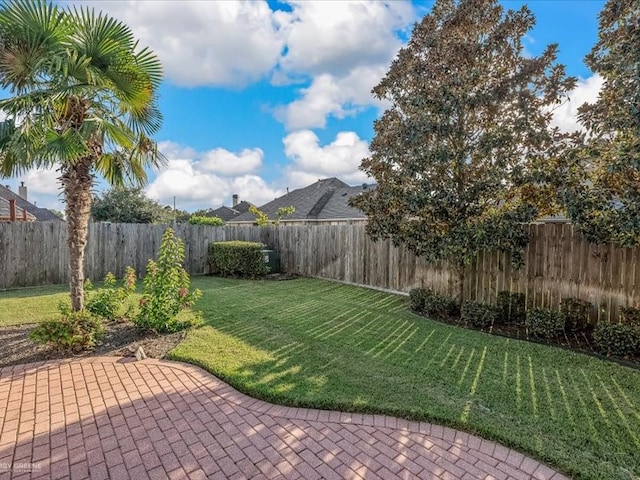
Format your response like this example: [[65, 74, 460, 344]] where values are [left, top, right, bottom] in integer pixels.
[[562, 0, 640, 246], [135, 228, 201, 333], [351, 0, 577, 301], [249, 205, 295, 226]]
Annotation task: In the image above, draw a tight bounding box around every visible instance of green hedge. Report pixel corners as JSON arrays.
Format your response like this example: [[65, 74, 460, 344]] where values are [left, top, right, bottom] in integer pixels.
[[526, 308, 565, 338], [461, 300, 499, 328], [408, 288, 459, 318], [593, 322, 640, 356], [208, 241, 269, 278]]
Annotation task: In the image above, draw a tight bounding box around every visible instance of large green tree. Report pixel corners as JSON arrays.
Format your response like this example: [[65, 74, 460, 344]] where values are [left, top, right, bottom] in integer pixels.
[[92, 187, 174, 224], [351, 0, 576, 300], [563, 0, 640, 246], [0, 1, 163, 310]]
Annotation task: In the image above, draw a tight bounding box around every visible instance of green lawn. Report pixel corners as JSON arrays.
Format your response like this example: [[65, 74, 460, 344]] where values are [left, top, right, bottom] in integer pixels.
[[0, 284, 69, 326], [172, 276, 640, 480], [2, 277, 639, 480]]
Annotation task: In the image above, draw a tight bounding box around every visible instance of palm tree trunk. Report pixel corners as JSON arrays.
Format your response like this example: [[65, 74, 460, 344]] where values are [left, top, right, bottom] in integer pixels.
[[61, 157, 94, 311]]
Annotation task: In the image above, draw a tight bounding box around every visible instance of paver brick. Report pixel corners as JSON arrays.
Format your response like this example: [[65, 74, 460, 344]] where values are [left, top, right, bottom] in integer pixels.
[[0, 358, 564, 480]]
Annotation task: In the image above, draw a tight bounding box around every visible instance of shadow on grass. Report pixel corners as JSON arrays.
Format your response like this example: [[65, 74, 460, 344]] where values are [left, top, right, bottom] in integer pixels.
[[169, 279, 640, 480]]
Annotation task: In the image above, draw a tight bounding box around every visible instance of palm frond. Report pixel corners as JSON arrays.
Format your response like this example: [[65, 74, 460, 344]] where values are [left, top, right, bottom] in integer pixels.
[[42, 127, 89, 163], [134, 46, 163, 89], [95, 133, 165, 187], [0, 0, 70, 92]]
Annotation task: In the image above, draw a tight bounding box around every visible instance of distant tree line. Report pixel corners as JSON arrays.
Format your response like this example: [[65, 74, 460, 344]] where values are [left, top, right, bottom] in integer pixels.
[[91, 187, 223, 225]]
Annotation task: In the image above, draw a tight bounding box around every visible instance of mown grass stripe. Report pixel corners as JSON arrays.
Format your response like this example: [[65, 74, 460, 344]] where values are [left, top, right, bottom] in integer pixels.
[[4, 276, 639, 480]]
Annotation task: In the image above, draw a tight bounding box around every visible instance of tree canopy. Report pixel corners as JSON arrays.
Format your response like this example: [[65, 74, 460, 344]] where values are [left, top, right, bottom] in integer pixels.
[[562, 0, 640, 246], [92, 187, 175, 224], [351, 0, 576, 299]]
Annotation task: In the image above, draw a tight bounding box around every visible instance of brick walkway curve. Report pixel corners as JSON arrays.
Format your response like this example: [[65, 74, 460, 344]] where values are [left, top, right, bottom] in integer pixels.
[[0, 358, 569, 480]]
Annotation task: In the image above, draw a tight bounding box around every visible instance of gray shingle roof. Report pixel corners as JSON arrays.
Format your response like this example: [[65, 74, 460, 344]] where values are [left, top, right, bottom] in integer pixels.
[[317, 184, 373, 219], [207, 200, 254, 222], [0, 185, 63, 221], [208, 206, 240, 222], [229, 178, 372, 223]]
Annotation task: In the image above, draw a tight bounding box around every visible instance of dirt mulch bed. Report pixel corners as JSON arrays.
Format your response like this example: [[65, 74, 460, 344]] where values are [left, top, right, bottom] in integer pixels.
[[0, 321, 185, 369]]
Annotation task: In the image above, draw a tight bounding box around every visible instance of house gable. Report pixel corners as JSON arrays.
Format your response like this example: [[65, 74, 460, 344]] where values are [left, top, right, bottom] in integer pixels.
[[0, 185, 63, 221]]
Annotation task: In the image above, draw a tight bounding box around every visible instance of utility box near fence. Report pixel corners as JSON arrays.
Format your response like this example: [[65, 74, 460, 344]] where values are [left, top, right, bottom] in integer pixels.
[[262, 249, 280, 273]]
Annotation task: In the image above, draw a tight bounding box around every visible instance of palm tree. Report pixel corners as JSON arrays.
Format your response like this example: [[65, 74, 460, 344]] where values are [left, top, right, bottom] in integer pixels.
[[0, 0, 163, 311]]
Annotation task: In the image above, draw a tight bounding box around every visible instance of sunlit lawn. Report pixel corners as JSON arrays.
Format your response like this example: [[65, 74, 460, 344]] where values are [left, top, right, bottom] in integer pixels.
[[171, 276, 640, 480], [2, 277, 639, 480], [0, 284, 69, 326]]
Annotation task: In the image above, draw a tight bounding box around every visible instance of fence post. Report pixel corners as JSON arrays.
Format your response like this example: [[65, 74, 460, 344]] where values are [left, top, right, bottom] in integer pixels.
[[8, 200, 16, 221]]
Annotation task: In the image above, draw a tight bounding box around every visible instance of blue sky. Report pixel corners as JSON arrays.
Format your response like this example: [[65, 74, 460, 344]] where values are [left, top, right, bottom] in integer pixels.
[[3, 0, 606, 212]]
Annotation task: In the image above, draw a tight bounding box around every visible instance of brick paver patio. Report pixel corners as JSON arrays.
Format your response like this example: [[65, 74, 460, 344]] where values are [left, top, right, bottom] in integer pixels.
[[0, 357, 568, 480]]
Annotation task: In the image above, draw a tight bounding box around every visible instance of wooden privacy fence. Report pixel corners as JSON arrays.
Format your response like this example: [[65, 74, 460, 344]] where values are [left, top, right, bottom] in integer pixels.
[[0, 222, 637, 322]]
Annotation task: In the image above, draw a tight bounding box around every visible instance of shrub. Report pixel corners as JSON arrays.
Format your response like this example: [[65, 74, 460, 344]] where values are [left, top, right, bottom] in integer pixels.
[[208, 241, 269, 278], [526, 308, 565, 338], [188, 215, 224, 226], [620, 306, 640, 325], [409, 288, 429, 313], [461, 301, 499, 328], [560, 297, 592, 332], [593, 322, 640, 357], [85, 267, 136, 321], [30, 303, 104, 352], [408, 288, 459, 318], [496, 291, 526, 324], [134, 228, 202, 333]]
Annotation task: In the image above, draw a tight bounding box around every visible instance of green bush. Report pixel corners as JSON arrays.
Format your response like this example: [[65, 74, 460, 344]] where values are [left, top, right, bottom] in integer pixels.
[[208, 241, 269, 278], [30, 303, 104, 352], [560, 297, 592, 331], [188, 215, 224, 226], [461, 301, 499, 328], [408, 288, 458, 318], [85, 267, 136, 321], [526, 308, 565, 338], [496, 291, 526, 324], [134, 228, 202, 333], [620, 306, 640, 325], [409, 288, 429, 313], [593, 322, 640, 357]]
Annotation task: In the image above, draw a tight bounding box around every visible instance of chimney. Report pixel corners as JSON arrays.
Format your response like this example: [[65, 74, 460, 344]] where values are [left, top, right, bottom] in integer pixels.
[[232, 194, 239, 207], [18, 182, 27, 201]]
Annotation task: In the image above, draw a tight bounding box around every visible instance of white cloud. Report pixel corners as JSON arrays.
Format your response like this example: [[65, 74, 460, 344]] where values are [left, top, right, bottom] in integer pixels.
[[89, 1, 286, 87], [145, 142, 283, 209], [273, 1, 413, 129], [551, 74, 603, 133], [200, 148, 263, 176], [277, 65, 389, 130], [21, 166, 60, 195], [283, 130, 371, 187], [83, 0, 414, 127], [279, 1, 414, 77]]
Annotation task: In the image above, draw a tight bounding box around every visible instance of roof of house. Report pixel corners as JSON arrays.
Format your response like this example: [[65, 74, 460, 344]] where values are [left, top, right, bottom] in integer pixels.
[[207, 200, 254, 222], [229, 178, 373, 223], [316, 184, 372, 219], [0, 197, 36, 221], [0, 185, 63, 221]]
